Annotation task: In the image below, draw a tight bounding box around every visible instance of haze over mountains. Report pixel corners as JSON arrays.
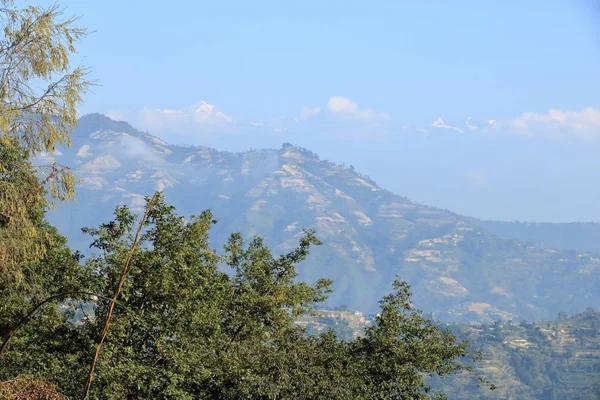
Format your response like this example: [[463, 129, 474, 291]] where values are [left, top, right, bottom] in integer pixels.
[[46, 114, 600, 322]]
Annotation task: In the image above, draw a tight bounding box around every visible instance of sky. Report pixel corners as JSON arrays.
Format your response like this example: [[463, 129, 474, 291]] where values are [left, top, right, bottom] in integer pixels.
[[36, 0, 600, 222]]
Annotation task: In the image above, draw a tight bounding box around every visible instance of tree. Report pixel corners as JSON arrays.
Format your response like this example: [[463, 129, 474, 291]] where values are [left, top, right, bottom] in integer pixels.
[[0, 144, 93, 398], [74, 197, 334, 399], [0, 195, 483, 399], [0, 143, 49, 271], [351, 280, 473, 399], [0, 142, 91, 338], [0, 0, 92, 272]]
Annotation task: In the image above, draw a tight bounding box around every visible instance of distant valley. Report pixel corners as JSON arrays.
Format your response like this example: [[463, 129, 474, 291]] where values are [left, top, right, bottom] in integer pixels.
[[303, 308, 600, 399], [467, 219, 600, 254]]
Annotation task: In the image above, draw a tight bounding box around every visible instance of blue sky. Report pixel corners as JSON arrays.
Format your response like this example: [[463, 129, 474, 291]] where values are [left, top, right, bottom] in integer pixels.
[[48, 0, 600, 221]]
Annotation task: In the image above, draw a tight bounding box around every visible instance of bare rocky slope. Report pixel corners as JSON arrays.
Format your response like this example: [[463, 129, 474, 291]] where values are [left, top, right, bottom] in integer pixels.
[[46, 114, 600, 321]]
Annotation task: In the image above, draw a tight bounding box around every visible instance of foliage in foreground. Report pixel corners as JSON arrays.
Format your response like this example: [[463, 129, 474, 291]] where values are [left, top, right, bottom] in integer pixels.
[[0, 0, 92, 272], [0, 187, 482, 399]]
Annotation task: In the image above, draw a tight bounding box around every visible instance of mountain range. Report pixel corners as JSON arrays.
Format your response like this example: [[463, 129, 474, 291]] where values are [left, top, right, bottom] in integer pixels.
[[45, 114, 600, 322]]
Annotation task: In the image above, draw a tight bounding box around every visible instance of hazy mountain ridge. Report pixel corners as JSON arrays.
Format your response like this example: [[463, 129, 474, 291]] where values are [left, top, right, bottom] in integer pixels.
[[466, 218, 600, 254], [47, 114, 600, 321]]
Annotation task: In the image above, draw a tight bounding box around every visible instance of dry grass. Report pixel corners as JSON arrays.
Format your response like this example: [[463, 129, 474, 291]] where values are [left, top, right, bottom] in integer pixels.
[[0, 375, 67, 400]]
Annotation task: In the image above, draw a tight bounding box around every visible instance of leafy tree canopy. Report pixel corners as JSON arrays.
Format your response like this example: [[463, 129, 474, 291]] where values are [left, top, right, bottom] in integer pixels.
[[0, 0, 92, 272], [0, 193, 482, 399]]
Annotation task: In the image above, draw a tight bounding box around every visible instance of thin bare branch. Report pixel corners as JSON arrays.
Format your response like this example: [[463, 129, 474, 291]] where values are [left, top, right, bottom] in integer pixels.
[[81, 192, 160, 400]]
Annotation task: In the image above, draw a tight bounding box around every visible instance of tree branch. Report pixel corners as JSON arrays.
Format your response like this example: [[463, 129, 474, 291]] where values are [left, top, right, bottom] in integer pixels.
[[81, 192, 159, 400]]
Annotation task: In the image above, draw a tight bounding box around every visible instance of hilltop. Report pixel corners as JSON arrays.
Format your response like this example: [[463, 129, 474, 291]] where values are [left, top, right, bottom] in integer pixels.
[[46, 114, 600, 321]]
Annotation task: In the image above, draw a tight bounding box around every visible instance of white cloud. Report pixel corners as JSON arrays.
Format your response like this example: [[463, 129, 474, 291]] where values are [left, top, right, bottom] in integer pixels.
[[76, 144, 93, 158], [105, 101, 235, 137], [82, 155, 122, 171], [141, 101, 234, 126], [465, 117, 477, 131], [294, 106, 321, 122], [103, 101, 600, 143], [118, 135, 166, 163], [509, 107, 600, 140], [327, 96, 389, 121], [431, 117, 464, 133]]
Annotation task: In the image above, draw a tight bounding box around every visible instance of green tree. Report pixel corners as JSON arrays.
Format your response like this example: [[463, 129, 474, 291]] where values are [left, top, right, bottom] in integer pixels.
[[0, 143, 94, 398], [0, 143, 49, 273], [0, 195, 482, 399], [74, 197, 334, 399], [0, 0, 92, 271], [0, 143, 91, 342], [351, 280, 473, 399]]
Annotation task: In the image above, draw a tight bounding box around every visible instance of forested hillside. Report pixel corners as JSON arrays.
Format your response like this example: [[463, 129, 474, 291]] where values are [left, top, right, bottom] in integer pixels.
[[302, 308, 600, 399], [438, 308, 600, 399]]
